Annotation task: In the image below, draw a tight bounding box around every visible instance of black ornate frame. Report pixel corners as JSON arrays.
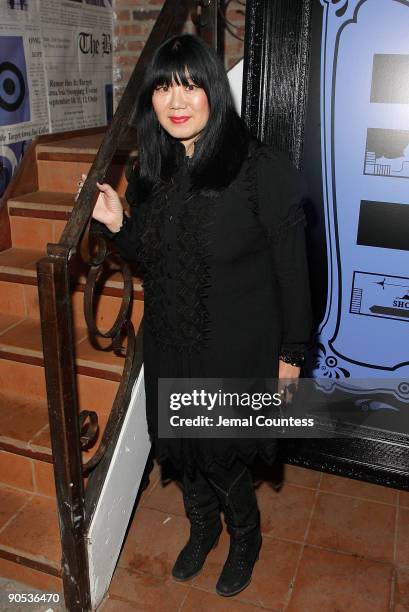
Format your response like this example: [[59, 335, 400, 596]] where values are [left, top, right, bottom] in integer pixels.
[[241, 0, 409, 490]]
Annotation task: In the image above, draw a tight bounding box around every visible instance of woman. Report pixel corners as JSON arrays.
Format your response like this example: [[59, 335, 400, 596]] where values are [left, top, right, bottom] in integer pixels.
[[83, 33, 312, 597]]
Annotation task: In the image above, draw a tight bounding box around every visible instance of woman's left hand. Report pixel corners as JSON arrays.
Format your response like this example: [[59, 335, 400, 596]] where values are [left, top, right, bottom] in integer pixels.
[[278, 360, 300, 404], [278, 360, 301, 380]]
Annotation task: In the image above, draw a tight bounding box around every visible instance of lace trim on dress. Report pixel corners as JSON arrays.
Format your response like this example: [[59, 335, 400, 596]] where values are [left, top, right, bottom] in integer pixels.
[[155, 438, 279, 481], [138, 182, 173, 346], [138, 171, 219, 353], [174, 195, 217, 352], [279, 348, 306, 367]]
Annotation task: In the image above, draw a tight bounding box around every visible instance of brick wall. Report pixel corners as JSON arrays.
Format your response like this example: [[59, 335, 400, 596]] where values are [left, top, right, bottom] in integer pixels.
[[113, 1, 245, 107]]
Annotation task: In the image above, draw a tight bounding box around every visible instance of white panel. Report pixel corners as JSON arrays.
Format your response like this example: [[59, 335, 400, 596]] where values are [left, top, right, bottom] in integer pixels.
[[87, 366, 151, 610], [228, 59, 243, 115]]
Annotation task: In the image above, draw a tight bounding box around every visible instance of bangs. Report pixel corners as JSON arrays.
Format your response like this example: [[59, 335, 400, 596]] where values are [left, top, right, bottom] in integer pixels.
[[148, 39, 207, 92], [150, 68, 201, 90]]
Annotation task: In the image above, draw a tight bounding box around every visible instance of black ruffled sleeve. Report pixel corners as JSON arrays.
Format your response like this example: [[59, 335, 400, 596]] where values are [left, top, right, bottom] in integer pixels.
[[256, 145, 313, 363]]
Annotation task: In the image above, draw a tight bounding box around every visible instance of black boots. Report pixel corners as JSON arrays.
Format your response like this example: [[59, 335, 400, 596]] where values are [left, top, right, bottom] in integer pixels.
[[208, 461, 262, 597], [172, 460, 262, 597], [171, 468, 222, 581]]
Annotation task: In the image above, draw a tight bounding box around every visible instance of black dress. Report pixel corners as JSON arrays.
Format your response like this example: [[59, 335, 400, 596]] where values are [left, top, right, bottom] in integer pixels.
[[106, 138, 312, 479]]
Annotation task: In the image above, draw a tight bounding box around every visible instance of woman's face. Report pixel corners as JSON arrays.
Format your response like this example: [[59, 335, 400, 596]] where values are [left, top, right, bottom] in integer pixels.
[[152, 75, 210, 155]]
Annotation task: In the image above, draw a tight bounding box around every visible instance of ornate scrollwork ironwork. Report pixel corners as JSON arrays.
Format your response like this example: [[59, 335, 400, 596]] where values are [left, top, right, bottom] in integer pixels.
[[76, 225, 138, 475], [81, 318, 136, 475], [78, 410, 99, 451], [83, 253, 133, 342]]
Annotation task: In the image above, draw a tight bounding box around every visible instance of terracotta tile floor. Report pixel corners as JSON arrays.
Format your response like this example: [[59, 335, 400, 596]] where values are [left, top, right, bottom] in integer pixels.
[[99, 462, 409, 611]]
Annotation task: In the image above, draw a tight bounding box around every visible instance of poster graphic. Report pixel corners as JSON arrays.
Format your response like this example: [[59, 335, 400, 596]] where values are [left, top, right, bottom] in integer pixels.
[[364, 128, 409, 178], [7, 1, 29, 10], [0, 141, 26, 197], [350, 271, 409, 322], [0, 0, 113, 195], [312, 0, 409, 400], [0, 36, 30, 126], [357, 199, 409, 251]]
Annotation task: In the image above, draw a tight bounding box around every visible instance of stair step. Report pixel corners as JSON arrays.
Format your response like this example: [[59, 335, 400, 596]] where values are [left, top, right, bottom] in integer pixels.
[[35, 130, 137, 194], [0, 314, 22, 336], [9, 216, 67, 250], [8, 190, 128, 221], [37, 132, 106, 156], [37, 159, 130, 195], [8, 191, 75, 220], [0, 388, 110, 493], [0, 247, 144, 335], [0, 556, 62, 594], [0, 248, 40, 284], [0, 315, 126, 382], [0, 357, 118, 433], [0, 247, 144, 297], [36, 131, 137, 158], [0, 371, 116, 500], [7, 191, 129, 249], [0, 392, 51, 460], [0, 485, 62, 589]]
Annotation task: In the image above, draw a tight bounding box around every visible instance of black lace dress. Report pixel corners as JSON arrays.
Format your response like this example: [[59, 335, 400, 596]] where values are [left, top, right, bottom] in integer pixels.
[[105, 138, 312, 479]]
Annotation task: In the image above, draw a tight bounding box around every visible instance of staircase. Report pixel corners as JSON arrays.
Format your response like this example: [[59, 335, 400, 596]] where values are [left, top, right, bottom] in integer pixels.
[[0, 129, 143, 593]]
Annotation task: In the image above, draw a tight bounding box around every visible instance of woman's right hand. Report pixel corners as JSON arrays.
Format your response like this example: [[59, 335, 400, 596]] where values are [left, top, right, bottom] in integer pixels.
[[76, 174, 124, 233]]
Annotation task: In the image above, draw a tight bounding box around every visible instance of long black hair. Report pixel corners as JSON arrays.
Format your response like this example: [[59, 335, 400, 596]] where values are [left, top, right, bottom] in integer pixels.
[[132, 33, 251, 198]]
